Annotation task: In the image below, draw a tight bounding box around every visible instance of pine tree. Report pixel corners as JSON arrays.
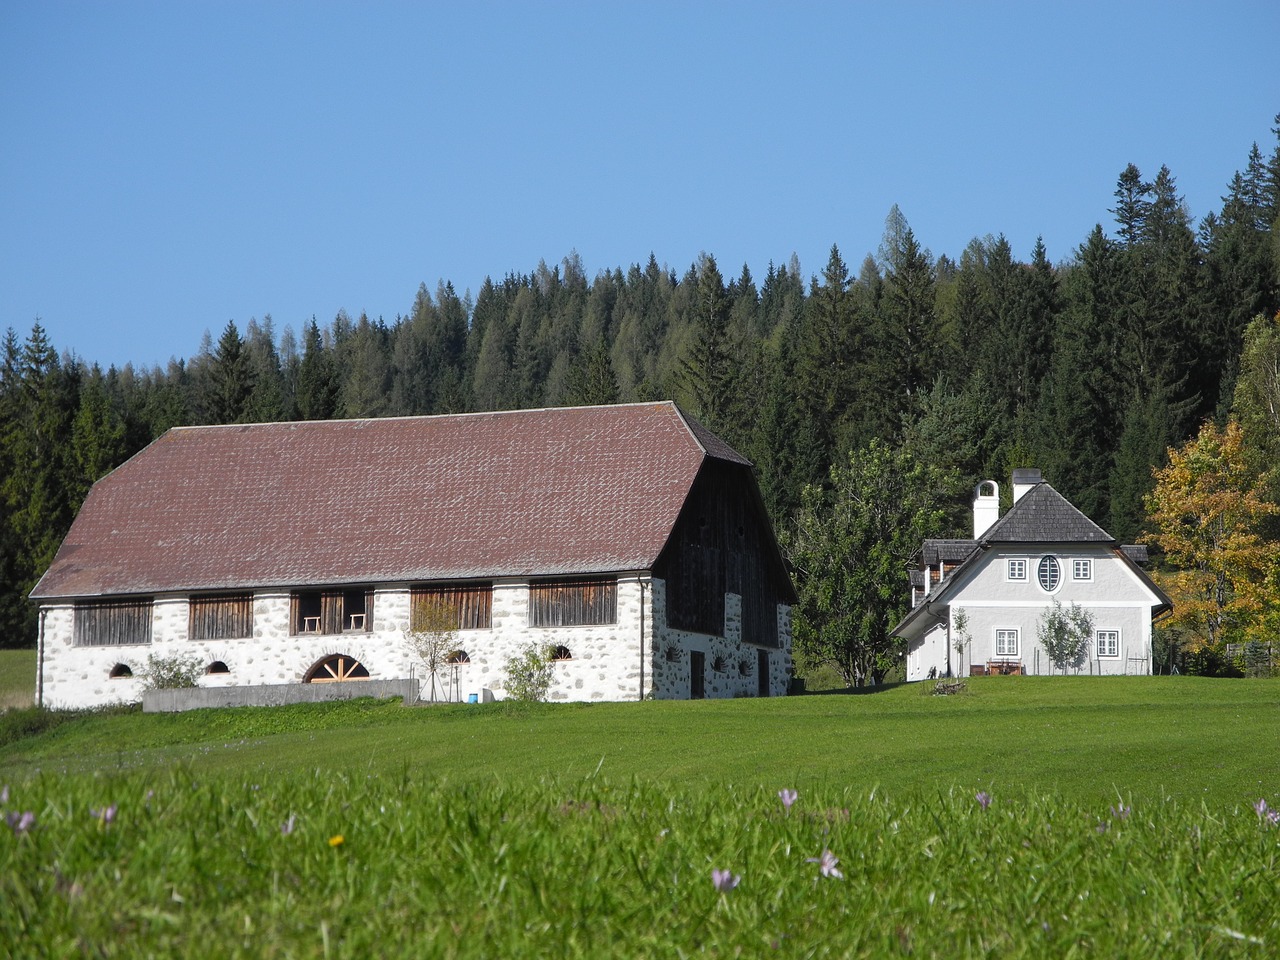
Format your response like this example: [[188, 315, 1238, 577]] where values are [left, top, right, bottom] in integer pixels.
[[678, 254, 734, 429], [208, 320, 254, 424], [296, 319, 338, 420]]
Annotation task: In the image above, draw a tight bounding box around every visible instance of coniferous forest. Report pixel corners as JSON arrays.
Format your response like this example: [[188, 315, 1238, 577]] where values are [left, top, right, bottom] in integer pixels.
[[3, 120, 1279, 663]]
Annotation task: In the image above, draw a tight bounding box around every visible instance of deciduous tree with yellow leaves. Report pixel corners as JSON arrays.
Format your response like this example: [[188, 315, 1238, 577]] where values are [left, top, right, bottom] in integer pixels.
[[1144, 418, 1279, 651]]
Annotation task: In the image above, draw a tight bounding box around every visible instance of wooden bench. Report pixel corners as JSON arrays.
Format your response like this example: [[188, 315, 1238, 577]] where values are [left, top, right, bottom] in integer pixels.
[[987, 660, 1023, 676]]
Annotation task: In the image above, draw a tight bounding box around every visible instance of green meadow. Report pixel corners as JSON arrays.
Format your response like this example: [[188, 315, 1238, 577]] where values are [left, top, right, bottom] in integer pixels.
[[3, 678, 1279, 957]]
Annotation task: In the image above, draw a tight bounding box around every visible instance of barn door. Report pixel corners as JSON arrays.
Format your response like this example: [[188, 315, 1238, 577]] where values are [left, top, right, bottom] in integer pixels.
[[757, 649, 769, 698], [690, 651, 705, 700]]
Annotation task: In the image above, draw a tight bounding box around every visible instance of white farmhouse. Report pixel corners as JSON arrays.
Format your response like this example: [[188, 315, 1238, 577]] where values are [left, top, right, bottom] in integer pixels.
[[892, 469, 1171, 678], [31, 402, 795, 708]]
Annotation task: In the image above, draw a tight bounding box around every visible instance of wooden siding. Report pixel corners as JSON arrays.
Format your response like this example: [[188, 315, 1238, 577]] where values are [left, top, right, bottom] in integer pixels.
[[410, 583, 493, 631], [655, 461, 792, 648], [74, 599, 153, 647], [529, 578, 617, 627], [189, 594, 253, 640]]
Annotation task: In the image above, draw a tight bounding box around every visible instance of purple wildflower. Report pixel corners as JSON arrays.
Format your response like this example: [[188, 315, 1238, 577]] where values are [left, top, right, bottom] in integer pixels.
[[778, 789, 798, 812], [1110, 803, 1131, 821], [281, 814, 297, 836], [711, 868, 740, 893], [1269, 810, 1280, 827], [975, 791, 991, 811], [1253, 798, 1270, 819], [7, 811, 35, 835], [90, 805, 117, 827], [806, 848, 843, 880]]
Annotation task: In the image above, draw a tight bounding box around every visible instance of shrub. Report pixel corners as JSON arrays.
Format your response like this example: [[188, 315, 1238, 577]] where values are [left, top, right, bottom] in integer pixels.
[[503, 644, 554, 703], [1185, 645, 1244, 678], [140, 653, 204, 691]]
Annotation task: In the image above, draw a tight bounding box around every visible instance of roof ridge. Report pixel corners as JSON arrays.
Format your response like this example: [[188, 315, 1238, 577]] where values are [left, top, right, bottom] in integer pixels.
[[168, 401, 676, 433], [981, 482, 1114, 544]]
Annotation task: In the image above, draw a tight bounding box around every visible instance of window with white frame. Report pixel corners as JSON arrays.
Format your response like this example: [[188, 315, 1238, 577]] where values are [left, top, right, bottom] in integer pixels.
[[1096, 629, 1120, 658], [1007, 559, 1027, 581], [995, 628, 1019, 657], [1072, 558, 1093, 581], [1037, 556, 1061, 592]]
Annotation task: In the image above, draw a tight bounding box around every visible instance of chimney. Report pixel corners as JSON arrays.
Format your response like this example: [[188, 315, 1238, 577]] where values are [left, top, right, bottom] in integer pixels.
[[1012, 467, 1043, 503], [973, 480, 999, 538]]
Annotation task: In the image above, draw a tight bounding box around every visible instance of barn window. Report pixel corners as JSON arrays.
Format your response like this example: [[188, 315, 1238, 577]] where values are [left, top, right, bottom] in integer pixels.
[[445, 650, 471, 664], [74, 599, 153, 647], [303, 654, 370, 683], [711, 655, 727, 673], [206, 661, 231, 675], [665, 646, 680, 663], [411, 583, 492, 631], [529, 577, 617, 627], [108, 663, 133, 679], [550, 645, 572, 661], [738, 659, 753, 678], [289, 589, 374, 635], [189, 594, 253, 640]]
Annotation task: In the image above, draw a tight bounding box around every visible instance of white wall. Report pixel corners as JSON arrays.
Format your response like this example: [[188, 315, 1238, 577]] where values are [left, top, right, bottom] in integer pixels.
[[905, 545, 1157, 679], [37, 576, 794, 708]]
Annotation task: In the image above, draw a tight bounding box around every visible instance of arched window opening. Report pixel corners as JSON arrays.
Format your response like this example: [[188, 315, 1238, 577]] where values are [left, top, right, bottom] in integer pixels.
[[550, 645, 572, 661], [738, 660, 753, 678], [711, 655, 727, 673], [665, 646, 680, 663], [108, 663, 133, 679], [206, 661, 230, 675], [445, 650, 471, 664], [303, 654, 370, 683]]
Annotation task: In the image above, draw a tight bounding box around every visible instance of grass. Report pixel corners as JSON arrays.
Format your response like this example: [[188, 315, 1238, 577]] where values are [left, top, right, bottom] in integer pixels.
[[3, 677, 1278, 806], [3, 677, 1278, 956], [2, 766, 1278, 957], [0, 649, 35, 710]]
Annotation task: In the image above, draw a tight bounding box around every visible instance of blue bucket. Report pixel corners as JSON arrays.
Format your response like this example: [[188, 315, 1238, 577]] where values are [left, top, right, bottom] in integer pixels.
[[467, 693, 478, 704]]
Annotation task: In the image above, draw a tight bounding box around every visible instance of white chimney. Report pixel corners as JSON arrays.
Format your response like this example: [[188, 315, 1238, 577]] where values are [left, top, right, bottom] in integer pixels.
[[1012, 467, 1043, 503], [973, 480, 1000, 538]]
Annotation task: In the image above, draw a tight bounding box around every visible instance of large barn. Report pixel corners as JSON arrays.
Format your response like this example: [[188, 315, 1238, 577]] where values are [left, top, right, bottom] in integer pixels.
[[31, 402, 795, 708]]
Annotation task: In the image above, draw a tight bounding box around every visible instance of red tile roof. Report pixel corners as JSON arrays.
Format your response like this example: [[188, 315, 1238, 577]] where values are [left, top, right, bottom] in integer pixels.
[[33, 402, 753, 599]]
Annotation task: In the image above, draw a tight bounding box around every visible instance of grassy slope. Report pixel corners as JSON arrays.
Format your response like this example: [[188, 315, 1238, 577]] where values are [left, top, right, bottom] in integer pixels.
[[0, 649, 34, 710], [3, 677, 1277, 806]]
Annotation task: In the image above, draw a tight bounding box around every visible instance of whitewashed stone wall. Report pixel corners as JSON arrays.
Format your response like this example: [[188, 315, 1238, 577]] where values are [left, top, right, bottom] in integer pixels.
[[647, 580, 792, 700], [38, 575, 793, 708]]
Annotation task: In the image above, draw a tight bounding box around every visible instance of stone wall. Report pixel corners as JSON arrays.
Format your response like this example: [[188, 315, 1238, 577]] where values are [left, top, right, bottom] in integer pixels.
[[143, 678, 419, 713], [648, 580, 793, 699], [38, 575, 793, 709]]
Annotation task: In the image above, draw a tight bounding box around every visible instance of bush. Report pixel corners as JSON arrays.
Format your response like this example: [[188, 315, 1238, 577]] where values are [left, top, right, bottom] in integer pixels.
[[1184, 645, 1244, 678], [0, 706, 73, 747], [502, 644, 554, 703], [140, 653, 204, 691]]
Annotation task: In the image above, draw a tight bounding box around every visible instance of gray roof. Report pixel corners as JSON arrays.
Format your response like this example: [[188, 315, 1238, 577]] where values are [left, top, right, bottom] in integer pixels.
[[1121, 544, 1149, 565], [981, 483, 1114, 544], [923, 539, 978, 565]]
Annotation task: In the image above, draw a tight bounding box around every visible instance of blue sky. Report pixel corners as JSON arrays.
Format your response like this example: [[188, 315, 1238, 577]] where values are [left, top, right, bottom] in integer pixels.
[[2, 1, 1277, 370]]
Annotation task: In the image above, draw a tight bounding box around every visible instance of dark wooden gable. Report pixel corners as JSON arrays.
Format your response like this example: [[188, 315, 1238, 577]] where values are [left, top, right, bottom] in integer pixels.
[[654, 459, 794, 647]]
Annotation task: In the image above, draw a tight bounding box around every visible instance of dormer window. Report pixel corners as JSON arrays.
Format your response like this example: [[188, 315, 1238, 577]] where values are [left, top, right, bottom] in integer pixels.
[[1038, 556, 1062, 592]]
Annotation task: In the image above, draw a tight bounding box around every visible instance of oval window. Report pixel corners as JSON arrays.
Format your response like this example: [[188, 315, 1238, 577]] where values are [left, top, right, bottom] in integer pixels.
[[1037, 556, 1061, 592]]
